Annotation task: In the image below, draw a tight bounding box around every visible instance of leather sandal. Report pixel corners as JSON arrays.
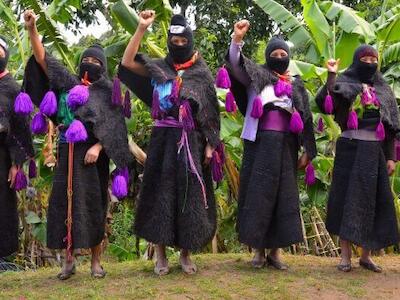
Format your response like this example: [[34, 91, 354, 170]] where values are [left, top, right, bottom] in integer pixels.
[[359, 260, 382, 273], [57, 264, 76, 280], [267, 255, 288, 270], [91, 266, 106, 278], [337, 263, 352, 272], [154, 261, 170, 276]]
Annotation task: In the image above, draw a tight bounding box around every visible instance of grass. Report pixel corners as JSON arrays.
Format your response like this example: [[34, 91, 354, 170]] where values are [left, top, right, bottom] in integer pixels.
[[1, 253, 400, 299]]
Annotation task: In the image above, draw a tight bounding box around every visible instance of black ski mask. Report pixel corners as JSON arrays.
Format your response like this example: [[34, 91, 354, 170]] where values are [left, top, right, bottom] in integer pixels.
[[78, 44, 107, 82], [264, 36, 290, 75], [351, 45, 378, 84], [167, 15, 194, 64], [0, 36, 9, 73]]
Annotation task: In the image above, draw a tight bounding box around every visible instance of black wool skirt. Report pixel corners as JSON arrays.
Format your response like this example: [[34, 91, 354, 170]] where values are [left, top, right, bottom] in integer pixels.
[[134, 127, 217, 251], [237, 130, 303, 249], [0, 135, 19, 257], [326, 137, 399, 250], [47, 142, 109, 250]]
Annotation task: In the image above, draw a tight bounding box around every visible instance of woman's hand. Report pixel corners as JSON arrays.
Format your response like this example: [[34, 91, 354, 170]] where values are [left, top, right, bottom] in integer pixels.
[[24, 10, 37, 31], [297, 153, 309, 170], [204, 144, 215, 166], [8, 165, 18, 188], [326, 58, 340, 74], [84, 143, 103, 165], [233, 20, 250, 43], [387, 160, 396, 176], [138, 10, 156, 31]]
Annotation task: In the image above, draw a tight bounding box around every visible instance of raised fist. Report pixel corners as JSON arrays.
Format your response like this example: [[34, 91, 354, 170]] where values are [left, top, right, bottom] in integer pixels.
[[233, 20, 250, 42], [24, 10, 37, 30], [138, 10, 156, 30]]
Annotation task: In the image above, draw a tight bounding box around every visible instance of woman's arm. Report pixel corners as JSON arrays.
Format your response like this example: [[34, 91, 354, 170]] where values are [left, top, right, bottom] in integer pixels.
[[121, 10, 156, 77], [24, 10, 47, 74]]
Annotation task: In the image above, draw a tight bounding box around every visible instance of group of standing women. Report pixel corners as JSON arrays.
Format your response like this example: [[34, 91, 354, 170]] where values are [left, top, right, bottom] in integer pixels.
[[0, 9, 399, 280]]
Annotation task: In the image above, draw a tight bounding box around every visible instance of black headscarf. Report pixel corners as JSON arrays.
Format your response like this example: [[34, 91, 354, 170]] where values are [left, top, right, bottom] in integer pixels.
[[264, 36, 290, 75], [166, 15, 194, 64], [0, 36, 9, 73], [78, 44, 107, 82], [341, 44, 379, 84]]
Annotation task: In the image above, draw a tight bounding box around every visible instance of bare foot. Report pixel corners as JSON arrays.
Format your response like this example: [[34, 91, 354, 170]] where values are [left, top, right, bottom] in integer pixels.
[[251, 249, 266, 269], [180, 249, 197, 274], [154, 244, 169, 276]]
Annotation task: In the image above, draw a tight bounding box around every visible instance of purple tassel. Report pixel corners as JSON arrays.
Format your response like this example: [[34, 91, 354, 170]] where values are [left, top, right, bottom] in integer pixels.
[[250, 96, 263, 119], [274, 80, 292, 98], [67, 85, 89, 110], [65, 120, 88, 143], [112, 175, 128, 198], [376, 121, 385, 141], [28, 159, 37, 179], [151, 90, 162, 119], [317, 117, 324, 133], [123, 90, 132, 119], [225, 90, 237, 113], [14, 169, 28, 191], [289, 110, 304, 134], [112, 77, 122, 106], [169, 79, 180, 103], [39, 91, 58, 116], [31, 112, 48, 135], [305, 162, 316, 186], [179, 101, 195, 131], [211, 143, 225, 182], [361, 91, 370, 106], [396, 140, 400, 161], [324, 94, 334, 114], [347, 110, 358, 130], [14, 92, 34, 116], [215, 66, 231, 89]]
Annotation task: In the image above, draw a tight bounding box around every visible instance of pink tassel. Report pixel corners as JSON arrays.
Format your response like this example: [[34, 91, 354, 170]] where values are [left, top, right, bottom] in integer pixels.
[[289, 110, 304, 134], [112, 175, 128, 198], [123, 90, 131, 119], [361, 91, 370, 106], [376, 121, 385, 141], [39, 91, 58, 116], [215, 66, 231, 89], [67, 85, 89, 110], [317, 117, 324, 132], [28, 159, 37, 179], [112, 77, 122, 106], [179, 101, 195, 131], [14, 92, 34, 116], [211, 143, 225, 182], [347, 110, 358, 130], [31, 112, 48, 135], [274, 80, 292, 98], [14, 169, 27, 191], [65, 120, 88, 143], [225, 90, 237, 113], [250, 96, 263, 119], [169, 79, 180, 104], [324, 94, 334, 114], [305, 161, 316, 186], [151, 90, 162, 119]]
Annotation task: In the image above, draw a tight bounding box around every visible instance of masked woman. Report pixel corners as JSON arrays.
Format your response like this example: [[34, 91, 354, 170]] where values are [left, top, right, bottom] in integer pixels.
[[0, 36, 34, 259], [225, 20, 317, 269], [316, 46, 400, 273], [119, 11, 221, 275], [23, 11, 134, 279]]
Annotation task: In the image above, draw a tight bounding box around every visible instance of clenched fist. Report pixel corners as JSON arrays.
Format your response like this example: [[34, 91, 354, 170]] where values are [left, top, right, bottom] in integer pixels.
[[233, 20, 250, 43], [138, 10, 156, 31], [24, 10, 37, 30]]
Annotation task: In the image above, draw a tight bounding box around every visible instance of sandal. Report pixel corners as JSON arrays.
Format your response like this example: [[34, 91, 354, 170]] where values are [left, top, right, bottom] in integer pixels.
[[91, 266, 106, 279], [57, 264, 76, 280], [180, 257, 197, 275], [266, 255, 288, 270], [154, 261, 169, 276], [251, 257, 266, 269], [337, 263, 352, 272], [359, 260, 382, 273]]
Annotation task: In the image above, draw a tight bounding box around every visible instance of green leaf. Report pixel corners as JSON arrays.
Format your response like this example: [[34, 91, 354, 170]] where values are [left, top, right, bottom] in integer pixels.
[[376, 14, 400, 44], [32, 223, 47, 244], [382, 42, 400, 66], [289, 60, 327, 81], [26, 211, 42, 224], [335, 32, 360, 68]]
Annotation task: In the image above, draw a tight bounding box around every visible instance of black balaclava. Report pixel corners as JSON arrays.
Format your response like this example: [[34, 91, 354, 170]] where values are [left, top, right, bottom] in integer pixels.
[[0, 36, 9, 73], [79, 44, 107, 82], [167, 14, 194, 64], [351, 44, 378, 84], [264, 36, 290, 75]]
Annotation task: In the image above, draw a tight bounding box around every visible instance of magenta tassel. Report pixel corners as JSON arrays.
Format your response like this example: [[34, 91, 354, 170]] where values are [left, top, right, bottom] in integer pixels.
[[151, 90, 162, 119], [289, 110, 304, 134], [376, 121, 385, 141], [250, 96, 263, 119], [211, 143, 225, 182], [123, 90, 132, 119], [67, 85, 89, 110], [65, 120, 88, 143], [28, 159, 37, 179], [14, 92, 34, 116], [215, 66, 231, 89], [361, 91, 370, 106], [14, 169, 28, 191], [31, 112, 48, 135], [39, 91, 58, 116], [112, 77, 122, 106], [225, 90, 237, 113], [347, 110, 358, 130], [179, 101, 195, 131], [324, 94, 334, 114], [305, 162, 316, 186], [317, 117, 324, 133], [112, 175, 128, 198], [274, 80, 291, 98]]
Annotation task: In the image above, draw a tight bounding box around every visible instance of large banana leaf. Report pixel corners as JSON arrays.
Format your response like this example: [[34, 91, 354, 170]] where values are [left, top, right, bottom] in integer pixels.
[[382, 42, 400, 66], [253, 0, 320, 64], [320, 1, 375, 43], [289, 60, 327, 81], [335, 32, 360, 69], [376, 14, 400, 45], [373, 3, 400, 28]]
